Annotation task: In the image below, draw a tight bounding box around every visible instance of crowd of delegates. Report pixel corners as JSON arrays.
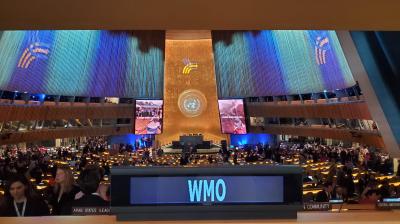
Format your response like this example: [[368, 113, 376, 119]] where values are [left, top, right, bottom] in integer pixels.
[[0, 166, 108, 216], [212, 142, 398, 204], [0, 137, 110, 217], [0, 137, 399, 216], [291, 143, 397, 203]]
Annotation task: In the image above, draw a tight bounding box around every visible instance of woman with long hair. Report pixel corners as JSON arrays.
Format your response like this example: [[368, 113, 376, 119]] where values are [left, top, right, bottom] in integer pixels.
[[0, 175, 49, 216], [48, 165, 80, 215]]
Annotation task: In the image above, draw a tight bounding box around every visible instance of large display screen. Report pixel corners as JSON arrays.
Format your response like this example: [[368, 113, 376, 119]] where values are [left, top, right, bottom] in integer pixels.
[[0, 30, 165, 98], [135, 100, 163, 134], [130, 176, 283, 205], [212, 30, 356, 97], [218, 99, 247, 134]]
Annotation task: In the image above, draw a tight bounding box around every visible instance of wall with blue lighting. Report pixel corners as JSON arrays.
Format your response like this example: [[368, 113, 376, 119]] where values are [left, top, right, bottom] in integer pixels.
[[230, 133, 276, 146], [212, 30, 355, 97], [0, 30, 165, 98], [0, 30, 356, 98], [109, 134, 154, 150]]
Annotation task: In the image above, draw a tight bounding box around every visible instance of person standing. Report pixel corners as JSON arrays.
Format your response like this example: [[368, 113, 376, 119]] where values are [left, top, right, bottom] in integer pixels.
[[48, 166, 80, 215], [61, 167, 108, 215]]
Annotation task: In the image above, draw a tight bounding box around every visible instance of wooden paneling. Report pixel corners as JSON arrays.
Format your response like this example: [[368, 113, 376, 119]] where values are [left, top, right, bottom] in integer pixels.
[[250, 125, 384, 148], [1, 1, 400, 30], [156, 31, 226, 146], [247, 101, 372, 120], [0, 104, 134, 122], [0, 211, 399, 224], [0, 126, 132, 144], [166, 30, 211, 40]]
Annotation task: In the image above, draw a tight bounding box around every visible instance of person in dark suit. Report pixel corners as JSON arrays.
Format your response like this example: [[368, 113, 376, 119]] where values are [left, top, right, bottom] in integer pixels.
[[61, 166, 108, 215], [340, 150, 347, 165], [315, 182, 333, 202], [397, 160, 400, 177], [0, 175, 49, 217], [331, 185, 346, 201]]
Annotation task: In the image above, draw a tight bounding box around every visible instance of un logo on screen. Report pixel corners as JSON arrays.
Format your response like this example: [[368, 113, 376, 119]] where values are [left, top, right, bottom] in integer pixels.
[[183, 98, 201, 112], [178, 89, 207, 117]]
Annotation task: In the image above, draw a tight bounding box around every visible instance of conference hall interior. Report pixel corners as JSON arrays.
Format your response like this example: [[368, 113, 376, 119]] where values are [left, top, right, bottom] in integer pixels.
[[0, 1, 399, 223]]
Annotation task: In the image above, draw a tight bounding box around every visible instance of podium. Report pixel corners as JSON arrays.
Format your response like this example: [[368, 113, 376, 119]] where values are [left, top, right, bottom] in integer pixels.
[[172, 134, 212, 149], [179, 135, 203, 145]]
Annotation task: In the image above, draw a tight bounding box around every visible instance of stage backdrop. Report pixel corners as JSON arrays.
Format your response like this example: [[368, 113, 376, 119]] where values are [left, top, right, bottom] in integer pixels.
[[212, 30, 356, 97], [0, 30, 354, 99], [156, 31, 226, 146], [0, 30, 164, 98]]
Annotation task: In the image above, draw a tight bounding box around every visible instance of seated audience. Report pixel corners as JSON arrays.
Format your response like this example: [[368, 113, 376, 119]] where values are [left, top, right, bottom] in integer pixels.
[[0, 138, 396, 216], [315, 182, 333, 202]]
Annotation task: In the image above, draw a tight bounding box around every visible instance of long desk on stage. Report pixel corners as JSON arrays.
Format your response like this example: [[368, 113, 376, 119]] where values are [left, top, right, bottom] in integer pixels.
[[172, 135, 212, 149], [179, 135, 204, 145]]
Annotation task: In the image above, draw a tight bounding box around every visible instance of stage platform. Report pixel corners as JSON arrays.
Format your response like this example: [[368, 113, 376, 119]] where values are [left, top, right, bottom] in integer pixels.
[[161, 144, 221, 154], [1, 211, 400, 224]]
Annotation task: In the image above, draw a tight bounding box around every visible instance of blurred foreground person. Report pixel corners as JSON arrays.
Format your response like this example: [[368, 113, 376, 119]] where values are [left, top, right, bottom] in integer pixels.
[[0, 175, 49, 216]]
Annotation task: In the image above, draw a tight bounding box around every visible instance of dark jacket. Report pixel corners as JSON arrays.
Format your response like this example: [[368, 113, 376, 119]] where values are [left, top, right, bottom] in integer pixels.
[[315, 190, 330, 202], [61, 194, 109, 215], [48, 185, 80, 215], [0, 197, 49, 217], [72, 194, 109, 207]]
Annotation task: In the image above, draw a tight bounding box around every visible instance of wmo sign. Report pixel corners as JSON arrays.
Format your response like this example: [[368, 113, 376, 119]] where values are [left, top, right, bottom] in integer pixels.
[[130, 176, 284, 205], [111, 166, 303, 220]]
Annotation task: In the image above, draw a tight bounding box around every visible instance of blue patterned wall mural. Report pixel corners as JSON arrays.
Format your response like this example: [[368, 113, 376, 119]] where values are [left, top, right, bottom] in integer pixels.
[[0, 30, 165, 98], [212, 30, 355, 97], [0, 30, 355, 98]]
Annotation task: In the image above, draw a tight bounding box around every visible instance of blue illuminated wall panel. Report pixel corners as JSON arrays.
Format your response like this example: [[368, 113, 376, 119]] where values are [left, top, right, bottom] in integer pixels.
[[212, 30, 355, 97], [109, 134, 154, 150], [0, 30, 355, 98], [230, 133, 276, 146], [0, 30, 165, 98]]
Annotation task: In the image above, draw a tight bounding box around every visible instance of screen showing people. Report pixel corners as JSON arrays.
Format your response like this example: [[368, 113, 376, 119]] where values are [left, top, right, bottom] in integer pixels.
[[135, 100, 163, 134], [218, 99, 247, 134]]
